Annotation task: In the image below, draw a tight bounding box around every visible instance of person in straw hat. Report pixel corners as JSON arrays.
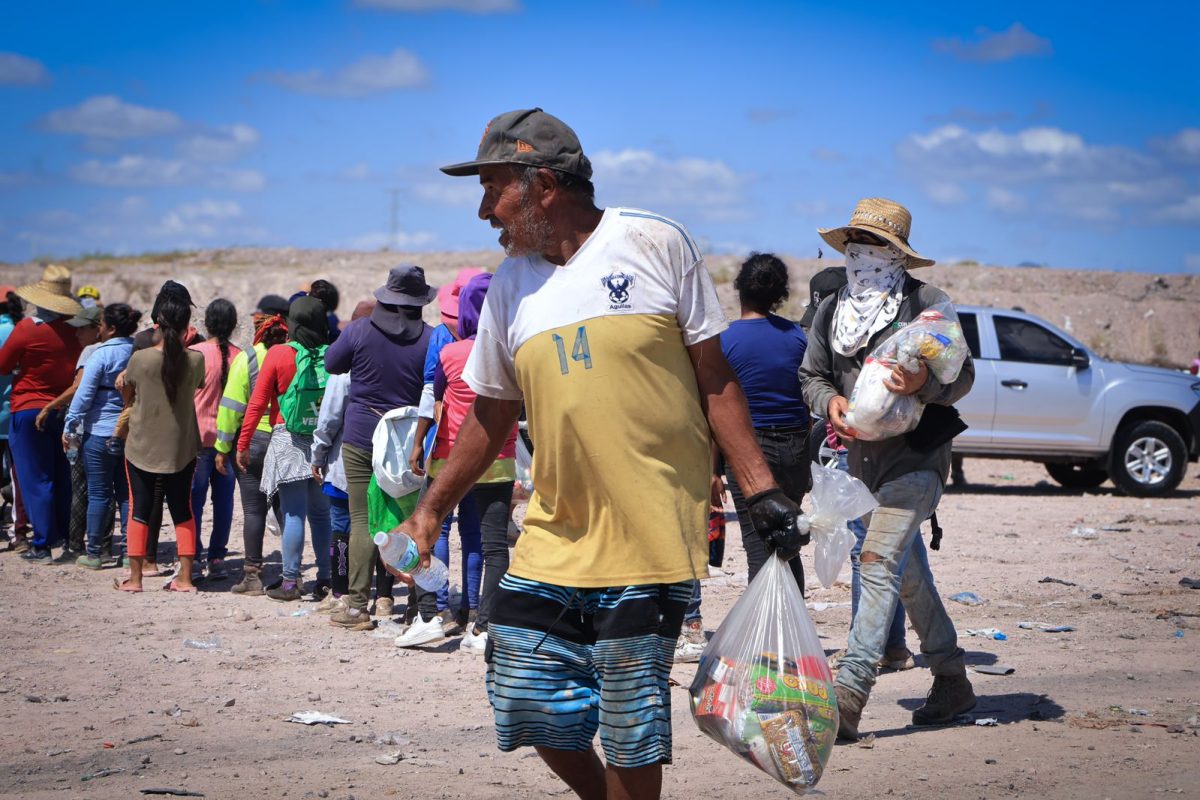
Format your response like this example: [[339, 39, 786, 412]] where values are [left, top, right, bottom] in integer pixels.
[[800, 198, 977, 740], [0, 265, 83, 561]]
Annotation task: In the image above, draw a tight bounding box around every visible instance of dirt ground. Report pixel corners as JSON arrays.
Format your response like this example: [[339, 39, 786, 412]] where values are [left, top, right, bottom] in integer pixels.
[[0, 457, 1197, 800]]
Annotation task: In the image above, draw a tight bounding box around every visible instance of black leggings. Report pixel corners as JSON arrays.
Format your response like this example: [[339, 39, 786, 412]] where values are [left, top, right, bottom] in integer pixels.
[[127, 460, 196, 559]]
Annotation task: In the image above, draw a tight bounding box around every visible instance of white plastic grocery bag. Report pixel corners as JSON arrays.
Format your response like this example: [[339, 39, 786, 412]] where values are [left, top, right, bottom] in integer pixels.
[[370, 407, 423, 499], [690, 555, 838, 794], [802, 463, 879, 589]]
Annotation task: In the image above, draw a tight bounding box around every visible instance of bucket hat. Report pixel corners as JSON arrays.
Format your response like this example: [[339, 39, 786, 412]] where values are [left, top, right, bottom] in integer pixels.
[[818, 198, 934, 269], [374, 264, 436, 307], [16, 264, 82, 317]]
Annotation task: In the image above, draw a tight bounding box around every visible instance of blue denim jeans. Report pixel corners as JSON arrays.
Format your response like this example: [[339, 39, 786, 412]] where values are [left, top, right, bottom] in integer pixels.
[[191, 446, 235, 562], [81, 433, 129, 558], [9, 409, 71, 549], [841, 450, 913, 653], [277, 478, 332, 583], [836, 470, 964, 699]]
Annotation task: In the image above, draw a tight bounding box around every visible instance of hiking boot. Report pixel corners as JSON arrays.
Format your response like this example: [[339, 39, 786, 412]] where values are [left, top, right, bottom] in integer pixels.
[[20, 547, 51, 562], [315, 594, 348, 615], [206, 558, 229, 580], [329, 606, 374, 631], [834, 685, 867, 741], [10, 530, 31, 554], [881, 647, 916, 671], [52, 547, 81, 564], [231, 567, 265, 596], [374, 597, 395, 618], [912, 674, 977, 726], [674, 619, 706, 664], [76, 554, 104, 570], [266, 581, 303, 602]]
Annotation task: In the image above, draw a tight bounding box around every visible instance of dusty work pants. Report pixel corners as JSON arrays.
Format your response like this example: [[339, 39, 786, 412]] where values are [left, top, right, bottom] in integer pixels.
[[836, 469, 964, 699], [342, 443, 377, 612]]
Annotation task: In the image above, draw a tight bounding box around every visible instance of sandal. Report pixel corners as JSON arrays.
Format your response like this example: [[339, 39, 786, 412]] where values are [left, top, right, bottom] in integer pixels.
[[162, 579, 197, 593], [113, 578, 143, 593]]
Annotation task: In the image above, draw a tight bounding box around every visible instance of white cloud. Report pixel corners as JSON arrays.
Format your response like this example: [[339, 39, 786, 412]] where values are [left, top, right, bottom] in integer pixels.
[[155, 200, 244, 238], [925, 181, 968, 206], [413, 181, 479, 206], [346, 230, 437, 250], [40, 95, 183, 138], [353, 0, 519, 11], [339, 162, 372, 181], [177, 124, 260, 162], [0, 52, 50, 86], [1155, 195, 1200, 224], [1152, 128, 1200, 165], [262, 49, 429, 97], [985, 186, 1026, 214], [932, 23, 1052, 63], [70, 155, 264, 191], [591, 149, 749, 221]]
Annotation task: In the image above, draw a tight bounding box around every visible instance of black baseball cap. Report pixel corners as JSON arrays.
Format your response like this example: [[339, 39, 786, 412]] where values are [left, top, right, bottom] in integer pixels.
[[799, 267, 847, 329], [440, 108, 592, 180], [256, 294, 290, 315]]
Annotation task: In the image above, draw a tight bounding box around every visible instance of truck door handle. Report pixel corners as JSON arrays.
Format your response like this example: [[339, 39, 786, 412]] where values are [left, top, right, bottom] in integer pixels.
[[1001, 379, 1028, 390]]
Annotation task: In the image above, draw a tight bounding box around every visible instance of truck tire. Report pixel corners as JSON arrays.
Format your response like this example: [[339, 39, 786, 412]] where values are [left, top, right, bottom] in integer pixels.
[[1046, 462, 1108, 489], [1108, 420, 1187, 497]]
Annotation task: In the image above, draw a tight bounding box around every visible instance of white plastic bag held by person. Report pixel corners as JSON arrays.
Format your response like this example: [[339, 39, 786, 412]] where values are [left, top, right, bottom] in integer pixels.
[[371, 407, 423, 498], [801, 463, 879, 589]]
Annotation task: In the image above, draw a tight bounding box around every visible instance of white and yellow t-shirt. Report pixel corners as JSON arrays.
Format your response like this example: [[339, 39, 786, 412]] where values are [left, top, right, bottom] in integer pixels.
[[464, 207, 727, 587]]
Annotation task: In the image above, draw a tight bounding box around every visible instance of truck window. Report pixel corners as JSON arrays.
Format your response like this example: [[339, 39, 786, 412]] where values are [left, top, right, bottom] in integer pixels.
[[958, 312, 981, 359], [994, 316, 1074, 365]]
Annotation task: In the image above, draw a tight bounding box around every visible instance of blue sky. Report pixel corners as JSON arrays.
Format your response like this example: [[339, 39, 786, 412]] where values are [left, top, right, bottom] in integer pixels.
[[2, 1, 1197, 272]]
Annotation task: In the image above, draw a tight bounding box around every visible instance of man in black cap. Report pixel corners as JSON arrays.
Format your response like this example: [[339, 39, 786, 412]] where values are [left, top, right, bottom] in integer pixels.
[[390, 109, 804, 799]]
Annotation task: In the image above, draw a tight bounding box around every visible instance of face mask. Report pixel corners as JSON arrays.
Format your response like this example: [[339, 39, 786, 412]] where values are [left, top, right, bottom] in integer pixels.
[[844, 242, 907, 292]]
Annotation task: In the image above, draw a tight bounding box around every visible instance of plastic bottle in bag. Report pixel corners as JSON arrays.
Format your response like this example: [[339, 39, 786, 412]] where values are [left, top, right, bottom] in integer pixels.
[[690, 556, 838, 794]]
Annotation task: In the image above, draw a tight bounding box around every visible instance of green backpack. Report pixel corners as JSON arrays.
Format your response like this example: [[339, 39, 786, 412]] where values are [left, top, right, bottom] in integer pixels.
[[278, 342, 329, 435]]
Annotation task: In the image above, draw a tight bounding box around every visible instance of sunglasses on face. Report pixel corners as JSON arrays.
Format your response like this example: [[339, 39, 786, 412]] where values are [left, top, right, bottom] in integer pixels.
[[845, 230, 888, 247]]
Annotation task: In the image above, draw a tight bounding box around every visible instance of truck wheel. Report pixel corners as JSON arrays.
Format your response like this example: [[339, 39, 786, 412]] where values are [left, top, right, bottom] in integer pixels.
[[1109, 420, 1187, 497], [1046, 462, 1108, 489]]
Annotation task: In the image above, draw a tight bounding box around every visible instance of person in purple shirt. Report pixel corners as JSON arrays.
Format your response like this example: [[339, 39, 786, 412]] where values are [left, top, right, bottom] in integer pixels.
[[323, 264, 434, 631]]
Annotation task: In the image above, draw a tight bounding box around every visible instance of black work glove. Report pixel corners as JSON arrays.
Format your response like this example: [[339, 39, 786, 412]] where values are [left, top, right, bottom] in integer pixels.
[[745, 488, 807, 561]]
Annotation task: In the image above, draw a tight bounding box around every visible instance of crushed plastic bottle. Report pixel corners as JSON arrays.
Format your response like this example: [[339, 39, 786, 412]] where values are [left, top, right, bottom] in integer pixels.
[[949, 591, 986, 606], [182, 636, 221, 650], [373, 531, 448, 591]]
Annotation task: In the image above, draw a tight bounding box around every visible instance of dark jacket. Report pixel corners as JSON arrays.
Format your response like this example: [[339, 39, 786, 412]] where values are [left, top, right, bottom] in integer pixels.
[[799, 274, 974, 491]]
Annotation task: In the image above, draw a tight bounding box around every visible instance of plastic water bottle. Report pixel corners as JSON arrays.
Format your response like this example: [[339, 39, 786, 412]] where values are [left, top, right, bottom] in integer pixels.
[[65, 433, 80, 464], [373, 531, 448, 591]]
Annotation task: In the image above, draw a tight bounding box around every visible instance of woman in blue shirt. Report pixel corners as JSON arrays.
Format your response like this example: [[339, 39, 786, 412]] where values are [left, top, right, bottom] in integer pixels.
[[64, 304, 142, 569]]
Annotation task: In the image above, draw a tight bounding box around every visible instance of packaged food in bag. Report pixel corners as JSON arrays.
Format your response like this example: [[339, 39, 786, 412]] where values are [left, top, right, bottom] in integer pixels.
[[799, 463, 880, 589], [690, 556, 837, 794], [844, 303, 968, 441]]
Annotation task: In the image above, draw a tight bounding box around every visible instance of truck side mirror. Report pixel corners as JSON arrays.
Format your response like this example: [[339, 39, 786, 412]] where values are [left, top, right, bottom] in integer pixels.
[[1071, 347, 1090, 370]]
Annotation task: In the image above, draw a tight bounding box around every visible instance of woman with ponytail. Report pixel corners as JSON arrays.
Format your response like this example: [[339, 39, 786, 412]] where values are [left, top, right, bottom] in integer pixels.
[[190, 298, 238, 579], [117, 293, 205, 592]]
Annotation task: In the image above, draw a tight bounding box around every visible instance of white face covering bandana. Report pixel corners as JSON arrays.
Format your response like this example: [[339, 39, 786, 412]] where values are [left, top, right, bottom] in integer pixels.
[[832, 242, 907, 357]]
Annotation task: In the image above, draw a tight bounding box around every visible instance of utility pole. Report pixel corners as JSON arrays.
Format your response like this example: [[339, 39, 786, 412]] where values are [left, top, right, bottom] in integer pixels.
[[389, 188, 400, 251]]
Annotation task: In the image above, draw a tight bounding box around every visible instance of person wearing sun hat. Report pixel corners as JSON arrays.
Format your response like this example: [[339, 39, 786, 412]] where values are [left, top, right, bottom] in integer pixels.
[[0, 265, 84, 561], [800, 197, 976, 740]]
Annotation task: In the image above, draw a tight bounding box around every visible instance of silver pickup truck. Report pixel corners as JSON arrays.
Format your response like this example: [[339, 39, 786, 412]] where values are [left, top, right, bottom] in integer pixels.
[[952, 305, 1200, 497]]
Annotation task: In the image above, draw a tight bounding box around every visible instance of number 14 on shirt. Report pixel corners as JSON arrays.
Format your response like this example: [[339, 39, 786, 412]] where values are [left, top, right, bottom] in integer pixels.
[[552, 326, 592, 375]]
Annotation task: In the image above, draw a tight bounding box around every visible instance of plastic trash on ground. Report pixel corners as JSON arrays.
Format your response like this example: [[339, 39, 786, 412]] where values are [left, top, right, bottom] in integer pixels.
[[288, 711, 351, 725], [844, 303, 969, 441], [800, 463, 879, 589], [689, 555, 837, 794]]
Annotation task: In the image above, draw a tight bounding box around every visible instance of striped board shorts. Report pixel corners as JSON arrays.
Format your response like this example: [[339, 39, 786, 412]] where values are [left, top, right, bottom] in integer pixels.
[[485, 574, 692, 769]]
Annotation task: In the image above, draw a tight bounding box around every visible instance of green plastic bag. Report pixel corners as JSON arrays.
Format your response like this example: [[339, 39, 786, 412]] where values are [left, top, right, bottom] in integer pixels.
[[368, 474, 419, 534]]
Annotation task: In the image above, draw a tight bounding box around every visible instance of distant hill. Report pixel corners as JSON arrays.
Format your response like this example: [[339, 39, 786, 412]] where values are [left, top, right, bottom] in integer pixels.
[[2, 249, 1196, 369]]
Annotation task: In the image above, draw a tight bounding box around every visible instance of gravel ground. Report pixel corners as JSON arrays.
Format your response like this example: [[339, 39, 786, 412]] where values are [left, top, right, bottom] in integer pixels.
[[0, 458, 1197, 799]]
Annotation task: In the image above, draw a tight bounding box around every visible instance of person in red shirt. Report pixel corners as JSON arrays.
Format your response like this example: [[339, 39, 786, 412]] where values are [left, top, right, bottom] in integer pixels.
[[0, 265, 83, 561], [236, 296, 332, 602]]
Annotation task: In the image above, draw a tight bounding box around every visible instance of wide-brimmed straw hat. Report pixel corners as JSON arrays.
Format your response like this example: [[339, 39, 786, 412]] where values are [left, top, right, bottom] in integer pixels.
[[16, 264, 83, 316], [817, 198, 934, 269]]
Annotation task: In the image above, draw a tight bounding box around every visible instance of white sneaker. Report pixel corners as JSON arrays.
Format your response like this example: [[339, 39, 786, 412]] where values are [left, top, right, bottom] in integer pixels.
[[461, 628, 488, 655], [674, 636, 706, 664], [394, 614, 447, 648]]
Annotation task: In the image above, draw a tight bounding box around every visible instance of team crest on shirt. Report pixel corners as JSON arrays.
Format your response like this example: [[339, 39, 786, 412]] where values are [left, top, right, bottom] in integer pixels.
[[601, 270, 636, 309]]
